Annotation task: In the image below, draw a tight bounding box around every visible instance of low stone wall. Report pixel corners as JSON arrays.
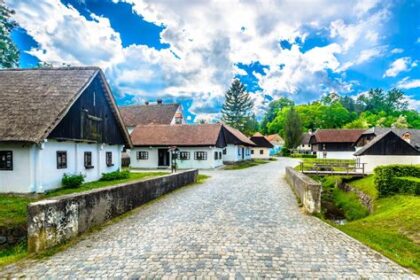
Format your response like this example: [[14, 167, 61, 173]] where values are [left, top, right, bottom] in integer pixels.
[[27, 170, 198, 253], [285, 167, 321, 214], [0, 224, 26, 248], [339, 182, 374, 213]]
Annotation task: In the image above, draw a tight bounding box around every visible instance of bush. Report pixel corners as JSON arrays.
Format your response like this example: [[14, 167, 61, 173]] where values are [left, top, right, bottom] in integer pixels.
[[62, 174, 85, 189], [392, 177, 420, 195], [100, 170, 130, 181], [280, 148, 291, 156], [374, 165, 420, 196]]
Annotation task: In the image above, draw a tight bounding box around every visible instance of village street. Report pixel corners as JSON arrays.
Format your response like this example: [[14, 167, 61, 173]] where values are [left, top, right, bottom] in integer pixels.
[[1, 159, 414, 279]]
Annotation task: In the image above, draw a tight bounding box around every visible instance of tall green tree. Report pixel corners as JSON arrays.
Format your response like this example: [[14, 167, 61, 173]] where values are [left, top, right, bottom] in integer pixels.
[[243, 114, 259, 136], [283, 106, 303, 149], [221, 79, 253, 130], [260, 97, 294, 134], [0, 3, 19, 68]]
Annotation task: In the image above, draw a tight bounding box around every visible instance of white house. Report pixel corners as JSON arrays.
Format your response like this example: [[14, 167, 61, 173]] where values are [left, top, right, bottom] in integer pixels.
[[309, 129, 365, 159], [220, 125, 255, 163], [296, 132, 313, 154], [0, 67, 132, 193], [250, 133, 273, 159], [354, 129, 420, 173], [119, 101, 184, 134]]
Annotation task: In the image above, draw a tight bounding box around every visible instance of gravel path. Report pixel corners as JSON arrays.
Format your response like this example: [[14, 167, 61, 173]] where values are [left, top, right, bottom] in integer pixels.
[[1, 158, 415, 279]]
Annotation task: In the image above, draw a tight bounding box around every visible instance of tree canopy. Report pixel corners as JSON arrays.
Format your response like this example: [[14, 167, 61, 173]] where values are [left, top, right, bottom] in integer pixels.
[[0, 3, 19, 68]]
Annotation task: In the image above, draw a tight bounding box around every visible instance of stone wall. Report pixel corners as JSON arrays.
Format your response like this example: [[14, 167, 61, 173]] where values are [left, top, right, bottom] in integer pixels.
[[339, 182, 374, 213], [0, 224, 26, 249], [27, 170, 198, 253], [285, 167, 321, 214]]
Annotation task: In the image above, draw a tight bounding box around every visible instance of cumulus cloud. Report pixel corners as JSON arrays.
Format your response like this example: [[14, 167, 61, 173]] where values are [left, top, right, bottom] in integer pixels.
[[397, 77, 420, 89], [384, 57, 417, 77], [8, 0, 395, 118]]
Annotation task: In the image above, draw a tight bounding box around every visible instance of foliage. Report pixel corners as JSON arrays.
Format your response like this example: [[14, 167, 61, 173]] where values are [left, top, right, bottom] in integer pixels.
[[260, 97, 294, 134], [0, 241, 27, 267], [289, 153, 316, 158], [279, 148, 291, 156], [242, 114, 260, 136], [338, 195, 420, 273], [357, 88, 408, 114], [348, 175, 378, 199], [100, 170, 130, 181], [221, 79, 253, 131], [283, 106, 303, 149], [0, 3, 19, 68], [332, 188, 369, 221], [392, 115, 409, 128], [62, 174, 85, 189], [374, 165, 420, 196], [393, 177, 420, 195]]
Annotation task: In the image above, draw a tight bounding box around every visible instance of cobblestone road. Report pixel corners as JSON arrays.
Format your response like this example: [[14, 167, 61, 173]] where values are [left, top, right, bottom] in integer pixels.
[[1, 159, 415, 279]]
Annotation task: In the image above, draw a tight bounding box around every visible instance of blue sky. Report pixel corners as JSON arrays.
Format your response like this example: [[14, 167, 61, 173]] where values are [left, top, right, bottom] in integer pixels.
[[8, 0, 420, 122]]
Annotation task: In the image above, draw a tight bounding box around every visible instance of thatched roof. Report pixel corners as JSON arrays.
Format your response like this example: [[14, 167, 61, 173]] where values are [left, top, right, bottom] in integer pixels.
[[131, 124, 226, 147], [119, 103, 180, 126], [0, 67, 132, 146]]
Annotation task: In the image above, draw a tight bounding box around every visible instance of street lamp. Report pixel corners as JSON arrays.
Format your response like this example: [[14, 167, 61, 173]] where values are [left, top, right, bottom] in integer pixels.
[[169, 146, 180, 173]]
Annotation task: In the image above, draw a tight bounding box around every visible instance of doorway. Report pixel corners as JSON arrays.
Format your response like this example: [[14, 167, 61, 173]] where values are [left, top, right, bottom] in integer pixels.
[[158, 149, 170, 167]]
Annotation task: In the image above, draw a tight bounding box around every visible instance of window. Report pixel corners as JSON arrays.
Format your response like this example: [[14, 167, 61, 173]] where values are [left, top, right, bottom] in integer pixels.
[[223, 148, 226, 155], [195, 151, 207, 160], [251, 150, 254, 155], [214, 151, 218, 160], [84, 152, 93, 169], [137, 151, 149, 160], [237, 147, 241, 156], [0, 151, 13, 170], [106, 152, 113, 167], [56, 151, 67, 169], [180, 151, 190, 160], [260, 149, 264, 155], [219, 152, 222, 159]]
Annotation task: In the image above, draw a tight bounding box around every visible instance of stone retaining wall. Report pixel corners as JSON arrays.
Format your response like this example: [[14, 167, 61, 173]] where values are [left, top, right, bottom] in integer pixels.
[[27, 170, 198, 253], [285, 167, 321, 213], [0, 225, 26, 248], [339, 182, 374, 213]]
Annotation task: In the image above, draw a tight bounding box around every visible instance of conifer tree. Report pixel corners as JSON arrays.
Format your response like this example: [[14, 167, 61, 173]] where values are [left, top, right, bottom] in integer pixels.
[[221, 79, 253, 131], [0, 3, 19, 68], [283, 106, 303, 149]]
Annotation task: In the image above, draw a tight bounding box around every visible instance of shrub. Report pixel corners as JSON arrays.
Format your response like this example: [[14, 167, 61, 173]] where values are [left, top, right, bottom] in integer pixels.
[[392, 177, 420, 195], [374, 165, 420, 196], [62, 174, 85, 189], [100, 170, 130, 181], [280, 148, 291, 157]]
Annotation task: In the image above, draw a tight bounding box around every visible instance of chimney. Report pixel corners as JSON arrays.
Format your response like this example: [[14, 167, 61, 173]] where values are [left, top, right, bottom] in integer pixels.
[[157, 99, 163, 104], [145, 101, 149, 105]]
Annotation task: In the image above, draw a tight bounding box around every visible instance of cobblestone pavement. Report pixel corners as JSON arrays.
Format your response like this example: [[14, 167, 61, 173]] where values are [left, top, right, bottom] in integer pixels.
[[1, 159, 416, 279]]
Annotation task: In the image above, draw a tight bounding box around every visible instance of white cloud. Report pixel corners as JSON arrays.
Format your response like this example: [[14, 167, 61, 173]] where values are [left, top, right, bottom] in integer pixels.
[[8, 0, 394, 118], [384, 57, 417, 77], [391, 48, 404, 54], [397, 77, 420, 89]]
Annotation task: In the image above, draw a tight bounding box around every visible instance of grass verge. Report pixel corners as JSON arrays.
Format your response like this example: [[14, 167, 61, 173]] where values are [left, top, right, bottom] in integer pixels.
[[223, 159, 269, 170], [347, 175, 378, 200]]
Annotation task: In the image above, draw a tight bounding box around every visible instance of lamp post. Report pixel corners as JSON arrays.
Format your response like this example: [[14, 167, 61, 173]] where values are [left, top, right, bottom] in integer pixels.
[[169, 146, 180, 173]]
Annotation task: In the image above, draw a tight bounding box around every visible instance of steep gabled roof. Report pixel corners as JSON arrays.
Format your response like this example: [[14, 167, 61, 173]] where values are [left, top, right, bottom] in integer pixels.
[[311, 129, 365, 143], [130, 124, 225, 147], [250, 135, 274, 148], [356, 127, 420, 149], [222, 124, 255, 146], [119, 103, 180, 126], [354, 130, 420, 156], [0, 67, 131, 146], [301, 133, 312, 145], [265, 134, 284, 144]]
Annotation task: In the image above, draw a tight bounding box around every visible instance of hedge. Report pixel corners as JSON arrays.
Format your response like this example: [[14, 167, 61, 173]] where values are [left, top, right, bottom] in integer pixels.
[[374, 165, 420, 196], [392, 177, 420, 195]]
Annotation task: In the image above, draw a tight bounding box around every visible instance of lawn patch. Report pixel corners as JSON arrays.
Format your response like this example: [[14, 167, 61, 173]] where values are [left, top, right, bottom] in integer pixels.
[[223, 159, 269, 170], [347, 175, 378, 200]]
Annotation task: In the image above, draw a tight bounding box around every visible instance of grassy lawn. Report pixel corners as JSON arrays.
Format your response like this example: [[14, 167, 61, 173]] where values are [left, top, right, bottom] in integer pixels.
[[347, 175, 378, 199], [295, 158, 356, 171], [223, 159, 269, 170], [337, 195, 420, 274]]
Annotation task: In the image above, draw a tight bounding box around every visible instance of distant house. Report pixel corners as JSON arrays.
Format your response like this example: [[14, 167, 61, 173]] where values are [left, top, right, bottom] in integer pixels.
[[222, 125, 255, 163], [354, 128, 420, 173], [265, 134, 284, 155], [129, 123, 254, 169], [296, 132, 313, 154], [310, 129, 365, 159], [250, 133, 273, 159], [119, 101, 184, 134], [0, 67, 132, 193]]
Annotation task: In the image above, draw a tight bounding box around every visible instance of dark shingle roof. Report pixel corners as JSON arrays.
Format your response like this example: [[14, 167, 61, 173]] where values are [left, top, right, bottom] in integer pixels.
[[250, 134, 274, 148], [223, 125, 255, 146], [360, 127, 420, 149], [131, 124, 223, 147], [301, 133, 312, 145], [0, 67, 131, 146], [119, 104, 180, 126], [311, 129, 365, 143]]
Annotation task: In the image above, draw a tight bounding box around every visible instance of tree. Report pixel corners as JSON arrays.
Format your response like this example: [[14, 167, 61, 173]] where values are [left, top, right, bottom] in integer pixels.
[[221, 79, 253, 131], [0, 3, 19, 68], [392, 115, 409, 128], [243, 114, 259, 136], [260, 97, 294, 134], [357, 88, 408, 114], [283, 106, 303, 149]]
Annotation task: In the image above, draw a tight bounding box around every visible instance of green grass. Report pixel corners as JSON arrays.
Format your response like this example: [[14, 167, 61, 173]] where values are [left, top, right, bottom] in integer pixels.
[[196, 174, 210, 184], [399, 177, 420, 183], [295, 158, 356, 171], [333, 188, 369, 221], [337, 195, 420, 274], [348, 175, 378, 199], [223, 159, 269, 170], [0, 242, 27, 267]]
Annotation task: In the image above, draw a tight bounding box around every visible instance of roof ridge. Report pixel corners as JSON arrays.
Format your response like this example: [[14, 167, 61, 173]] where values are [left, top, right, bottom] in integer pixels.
[[0, 66, 100, 71]]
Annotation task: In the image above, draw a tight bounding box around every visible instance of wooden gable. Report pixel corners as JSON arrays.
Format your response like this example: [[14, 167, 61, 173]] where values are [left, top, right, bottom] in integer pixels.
[[360, 131, 420, 156], [48, 74, 126, 145]]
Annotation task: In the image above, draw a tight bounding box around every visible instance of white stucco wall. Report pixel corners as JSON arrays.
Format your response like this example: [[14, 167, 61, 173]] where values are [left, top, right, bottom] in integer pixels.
[[223, 144, 252, 162], [316, 151, 356, 160], [358, 155, 420, 173], [251, 147, 271, 159], [0, 140, 123, 193], [130, 146, 224, 169]]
